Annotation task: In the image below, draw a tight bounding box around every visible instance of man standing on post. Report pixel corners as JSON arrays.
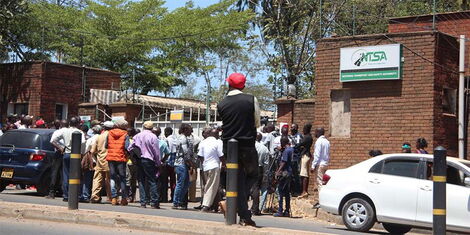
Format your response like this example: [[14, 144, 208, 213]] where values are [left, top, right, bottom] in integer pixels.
[[217, 72, 260, 226], [310, 127, 330, 209]]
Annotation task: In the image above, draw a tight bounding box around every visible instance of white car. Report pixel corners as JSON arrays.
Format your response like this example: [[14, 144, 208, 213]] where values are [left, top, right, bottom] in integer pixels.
[[320, 153, 470, 234]]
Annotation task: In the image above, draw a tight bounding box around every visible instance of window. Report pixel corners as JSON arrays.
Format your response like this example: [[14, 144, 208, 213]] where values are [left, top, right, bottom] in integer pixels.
[[424, 161, 469, 186], [330, 90, 351, 137], [442, 88, 456, 115], [382, 160, 420, 178], [55, 103, 68, 120], [369, 161, 383, 173], [13, 103, 29, 116]]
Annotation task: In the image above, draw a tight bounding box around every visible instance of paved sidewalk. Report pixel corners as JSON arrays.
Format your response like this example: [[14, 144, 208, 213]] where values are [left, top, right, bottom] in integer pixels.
[[0, 201, 330, 235]]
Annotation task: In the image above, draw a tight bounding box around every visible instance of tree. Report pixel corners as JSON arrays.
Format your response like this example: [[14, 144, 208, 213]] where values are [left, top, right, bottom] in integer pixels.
[[236, 0, 470, 99], [0, 0, 28, 60]]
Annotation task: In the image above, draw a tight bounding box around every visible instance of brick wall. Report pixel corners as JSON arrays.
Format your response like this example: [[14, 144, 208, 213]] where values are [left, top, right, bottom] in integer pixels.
[[433, 33, 459, 157], [1, 61, 121, 122], [0, 62, 43, 121], [275, 98, 315, 129], [41, 62, 82, 121], [314, 31, 456, 169], [389, 13, 470, 74], [389, 13, 467, 158]]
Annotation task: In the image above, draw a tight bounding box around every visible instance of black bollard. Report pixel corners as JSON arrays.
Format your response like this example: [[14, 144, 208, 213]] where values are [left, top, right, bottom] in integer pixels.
[[68, 131, 82, 210], [433, 146, 447, 235], [226, 138, 238, 225]]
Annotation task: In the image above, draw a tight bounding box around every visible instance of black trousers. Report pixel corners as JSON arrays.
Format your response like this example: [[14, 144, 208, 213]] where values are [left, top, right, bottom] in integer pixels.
[[48, 151, 63, 195], [250, 166, 263, 213]]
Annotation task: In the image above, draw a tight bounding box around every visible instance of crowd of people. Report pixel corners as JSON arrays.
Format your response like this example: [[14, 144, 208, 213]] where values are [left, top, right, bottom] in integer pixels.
[[0, 72, 433, 227]]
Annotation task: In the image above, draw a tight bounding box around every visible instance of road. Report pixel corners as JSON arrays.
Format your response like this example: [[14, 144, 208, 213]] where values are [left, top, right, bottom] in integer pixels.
[[0, 216, 176, 235], [0, 188, 429, 235]]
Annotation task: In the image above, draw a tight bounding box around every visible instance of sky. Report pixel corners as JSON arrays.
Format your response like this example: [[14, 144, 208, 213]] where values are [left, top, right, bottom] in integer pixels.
[[163, 0, 221, 11], [155, 0, 272, 98]]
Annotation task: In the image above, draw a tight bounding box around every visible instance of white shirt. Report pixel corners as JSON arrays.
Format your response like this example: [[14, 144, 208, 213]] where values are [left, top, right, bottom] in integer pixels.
[[165, 134, 179, 153], [0, 130, 3, 136], [263, 131, 277, 154], [51, 127, 66, 148], [271, 135, 292, 155], [255, 141, 270, 167], [312, 135, 330, 168], [227, 89, 261, 128], [197, 136, 223, 171], [18, 125, 27, 129], [85, 134, 99, 153], [50, 127, 86, 154]]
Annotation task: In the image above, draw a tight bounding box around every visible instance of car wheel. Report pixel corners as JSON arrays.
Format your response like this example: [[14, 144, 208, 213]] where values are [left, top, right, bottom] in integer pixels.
[[341, 198, 376, 232], [382, 223, 412, 234]]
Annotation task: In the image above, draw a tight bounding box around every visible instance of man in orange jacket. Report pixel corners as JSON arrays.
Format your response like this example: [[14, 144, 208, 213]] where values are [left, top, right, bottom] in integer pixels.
[[107, 119, 129, 206]]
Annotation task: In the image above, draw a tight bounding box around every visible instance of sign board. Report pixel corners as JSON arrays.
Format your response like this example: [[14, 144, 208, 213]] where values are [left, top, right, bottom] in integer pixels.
[[111, 116, 125, 121], [79, 116, 91, 121], [340, 44, 402, 82], [170, 110, 184, 122]]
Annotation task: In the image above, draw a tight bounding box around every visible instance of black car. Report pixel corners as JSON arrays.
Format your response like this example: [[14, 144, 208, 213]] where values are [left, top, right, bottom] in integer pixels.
[[0, 129, 58, 195]]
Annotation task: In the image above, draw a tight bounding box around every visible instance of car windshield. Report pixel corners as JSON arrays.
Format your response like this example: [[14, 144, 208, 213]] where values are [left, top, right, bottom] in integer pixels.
[[0, 132, 41, 149]]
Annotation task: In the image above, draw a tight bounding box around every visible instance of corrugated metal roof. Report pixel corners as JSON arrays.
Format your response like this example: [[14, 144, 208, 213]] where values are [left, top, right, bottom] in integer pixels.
[[89, 89, 274, 117]]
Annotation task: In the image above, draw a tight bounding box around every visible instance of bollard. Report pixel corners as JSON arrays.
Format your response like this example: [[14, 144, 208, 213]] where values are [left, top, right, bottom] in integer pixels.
[[226, 138, 238, 225], [433, 146, 447, 235], [68, 131, 82, 210]]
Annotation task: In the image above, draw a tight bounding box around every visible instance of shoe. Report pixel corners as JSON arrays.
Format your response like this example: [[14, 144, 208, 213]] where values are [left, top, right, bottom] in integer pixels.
[[312, 202, 320, 209], [45, 194, 55, 199], [273, 212, 284, 217], [177, 205, 187, 210], [251, 211, 261, 216], [111, 198, 119, 206], [90, 199, 101, 204], [171, 204, 179, 210], [201, 206, 210, 213], [121, 198, 128, 206], [151, 204, 160, 209], [79, 199, 90, 203], [239, 218, 256, 227], [283, 210, 291, 217], [62, 198, 68, 202], [140, 204, 147, 208], [298, 193, 309, 199], [194, 205, 203, 210]]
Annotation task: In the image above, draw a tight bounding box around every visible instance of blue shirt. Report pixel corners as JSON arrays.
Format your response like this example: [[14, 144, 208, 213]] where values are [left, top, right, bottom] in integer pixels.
[[281, 146, 294, 175], [159, 138, 170, 156]]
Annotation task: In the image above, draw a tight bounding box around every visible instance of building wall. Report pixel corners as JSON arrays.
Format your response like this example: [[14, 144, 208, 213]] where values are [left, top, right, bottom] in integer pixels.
[[433, 33, 459, 157], [315, 32, 443, 169], [0, 62, 121, 122], [388, 14, 470, 74], [389, 14, 466, 158], [276, 98, 315, 129], [41, 62, 82, 121], [0, 62, 43, 121]]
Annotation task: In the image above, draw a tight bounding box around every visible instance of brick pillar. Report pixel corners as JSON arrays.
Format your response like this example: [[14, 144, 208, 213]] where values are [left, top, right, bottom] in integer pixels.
[[275, 97, 296, 126]]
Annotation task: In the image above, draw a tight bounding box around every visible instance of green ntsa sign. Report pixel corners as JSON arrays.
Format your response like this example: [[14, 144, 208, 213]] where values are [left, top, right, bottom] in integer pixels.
[[340, 44, 402, 82]]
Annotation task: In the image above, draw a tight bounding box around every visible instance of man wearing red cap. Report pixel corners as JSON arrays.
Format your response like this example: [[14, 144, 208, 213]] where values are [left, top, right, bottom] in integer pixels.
[[217, 73, 260, 227]]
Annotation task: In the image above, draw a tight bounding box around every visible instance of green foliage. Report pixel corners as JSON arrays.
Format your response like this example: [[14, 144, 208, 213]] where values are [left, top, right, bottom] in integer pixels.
[[3, 0, 253, 94], [237, 0, 470, 99]]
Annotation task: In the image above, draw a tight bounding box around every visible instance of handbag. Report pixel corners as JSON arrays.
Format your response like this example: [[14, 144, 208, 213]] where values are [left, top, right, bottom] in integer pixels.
[[81, 152, 94, 171]]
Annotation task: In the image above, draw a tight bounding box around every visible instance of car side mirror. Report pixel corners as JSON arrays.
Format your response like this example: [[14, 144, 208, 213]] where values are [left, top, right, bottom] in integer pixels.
[[465, 177, 470, 187]]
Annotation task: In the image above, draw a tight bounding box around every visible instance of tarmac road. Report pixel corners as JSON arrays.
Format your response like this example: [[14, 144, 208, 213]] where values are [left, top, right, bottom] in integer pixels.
[[0, 216, 177, 235], [0, 188, 430, 235]]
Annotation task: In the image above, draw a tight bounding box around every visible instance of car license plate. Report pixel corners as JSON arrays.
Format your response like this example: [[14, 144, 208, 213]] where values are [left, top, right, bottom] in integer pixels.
[[1, 168, 13, 178]]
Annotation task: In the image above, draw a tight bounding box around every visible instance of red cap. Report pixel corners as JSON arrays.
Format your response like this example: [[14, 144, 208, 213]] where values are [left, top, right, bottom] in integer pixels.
[[226, 73, 246, 89], [35, 119, 45, 126]]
